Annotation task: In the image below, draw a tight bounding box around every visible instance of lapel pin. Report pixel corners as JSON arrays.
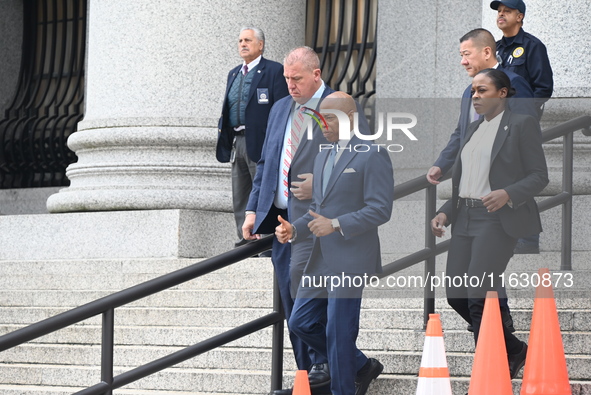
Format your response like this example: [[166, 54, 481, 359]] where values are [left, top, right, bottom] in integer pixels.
[[504, 125, 508, 130], [257, 70, 261, 73]]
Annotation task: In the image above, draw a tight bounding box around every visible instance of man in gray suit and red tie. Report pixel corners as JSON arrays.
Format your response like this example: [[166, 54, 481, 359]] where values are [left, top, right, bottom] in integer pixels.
[[276, 92, 394, 395]]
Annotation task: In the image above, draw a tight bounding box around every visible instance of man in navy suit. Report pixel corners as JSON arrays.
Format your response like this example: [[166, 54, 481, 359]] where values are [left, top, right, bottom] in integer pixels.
[[242, 46, 334, 394], [217, 27, 289, 246], [426, 28, 537, 185], [275, 92, 394, 395]]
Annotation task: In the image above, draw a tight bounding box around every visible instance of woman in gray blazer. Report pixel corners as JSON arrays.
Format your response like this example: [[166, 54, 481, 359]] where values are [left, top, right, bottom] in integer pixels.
[[430, 68, 549, 379]]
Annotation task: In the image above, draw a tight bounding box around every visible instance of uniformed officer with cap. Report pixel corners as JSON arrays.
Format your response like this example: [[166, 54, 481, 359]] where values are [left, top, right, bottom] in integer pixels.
[[491, 0, 553, 119], [491, 0, 551, 255]]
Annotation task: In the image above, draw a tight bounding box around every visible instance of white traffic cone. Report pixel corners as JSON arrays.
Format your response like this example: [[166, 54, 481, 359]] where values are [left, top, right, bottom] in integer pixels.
[[416, 313, 452, 395]]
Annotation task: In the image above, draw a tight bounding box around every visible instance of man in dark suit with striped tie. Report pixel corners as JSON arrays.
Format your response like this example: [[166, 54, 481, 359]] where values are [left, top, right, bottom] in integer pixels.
[[242, 46, 334, 394]]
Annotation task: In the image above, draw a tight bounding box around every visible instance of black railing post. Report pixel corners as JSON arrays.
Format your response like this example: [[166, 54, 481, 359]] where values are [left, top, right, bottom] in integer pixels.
[[561, 132, 574, 270], [423, 184, 437, 328], [101, 309, 115, 395], [270, 272, 285, 392]]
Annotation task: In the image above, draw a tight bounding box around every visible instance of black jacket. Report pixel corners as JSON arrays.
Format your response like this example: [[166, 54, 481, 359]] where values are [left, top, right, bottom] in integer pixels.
[[439, 110, 549, 239]]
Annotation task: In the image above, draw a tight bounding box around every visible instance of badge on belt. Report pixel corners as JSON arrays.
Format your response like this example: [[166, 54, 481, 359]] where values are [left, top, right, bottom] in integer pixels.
[[257, 88, 269, 104]]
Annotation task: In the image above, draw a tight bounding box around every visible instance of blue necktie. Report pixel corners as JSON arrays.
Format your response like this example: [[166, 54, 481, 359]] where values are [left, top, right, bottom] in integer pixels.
[[322, 145, 337, 194]]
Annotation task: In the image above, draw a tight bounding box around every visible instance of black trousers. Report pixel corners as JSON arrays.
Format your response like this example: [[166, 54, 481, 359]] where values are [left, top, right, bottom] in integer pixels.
[[446, 205, 522, 355]]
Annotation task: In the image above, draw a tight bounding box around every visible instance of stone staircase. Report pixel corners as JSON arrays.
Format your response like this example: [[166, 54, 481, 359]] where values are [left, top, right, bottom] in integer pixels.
[[1, 250, 590, 394]]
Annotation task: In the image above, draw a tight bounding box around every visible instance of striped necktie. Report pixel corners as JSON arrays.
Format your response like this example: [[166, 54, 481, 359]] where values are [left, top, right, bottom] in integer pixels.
[[280, 106, 308, 199]]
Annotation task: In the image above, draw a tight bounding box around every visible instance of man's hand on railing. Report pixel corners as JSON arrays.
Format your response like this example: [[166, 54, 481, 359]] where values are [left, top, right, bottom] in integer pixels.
[[426, 166, 442, 185], [431, 213, 447, 238]]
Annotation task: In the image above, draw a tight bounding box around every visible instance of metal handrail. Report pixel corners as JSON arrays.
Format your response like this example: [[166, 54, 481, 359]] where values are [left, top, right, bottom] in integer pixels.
[[0, 115, 589, 393], [0, 236, 283, 395]]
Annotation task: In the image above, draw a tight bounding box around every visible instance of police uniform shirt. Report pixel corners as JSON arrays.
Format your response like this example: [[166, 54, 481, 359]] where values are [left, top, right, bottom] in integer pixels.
[[497, 27, 553, 102]]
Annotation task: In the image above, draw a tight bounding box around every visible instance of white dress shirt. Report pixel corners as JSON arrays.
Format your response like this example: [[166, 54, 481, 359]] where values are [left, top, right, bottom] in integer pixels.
[[274, 82, 326, 209], [459, 111, 504, 199]]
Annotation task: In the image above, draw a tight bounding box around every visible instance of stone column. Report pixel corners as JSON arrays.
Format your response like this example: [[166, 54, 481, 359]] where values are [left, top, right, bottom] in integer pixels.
[[376, 0, 482, 183], [47, 0, 305, 213]]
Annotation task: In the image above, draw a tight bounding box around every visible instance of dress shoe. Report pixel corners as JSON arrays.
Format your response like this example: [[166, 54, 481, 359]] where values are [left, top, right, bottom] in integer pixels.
[[355, 358, 383, 395], [508, 341, 528, 379], [308, 363, 331, 387], [271, 364, 330, 395]]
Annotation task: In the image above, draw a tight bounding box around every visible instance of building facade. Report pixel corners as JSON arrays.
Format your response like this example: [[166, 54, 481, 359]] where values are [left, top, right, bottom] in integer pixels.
[[0, 0, 589, 256]]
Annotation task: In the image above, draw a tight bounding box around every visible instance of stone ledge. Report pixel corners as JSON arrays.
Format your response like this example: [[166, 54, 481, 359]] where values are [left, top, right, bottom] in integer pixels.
[[0, 209, 235, 260]]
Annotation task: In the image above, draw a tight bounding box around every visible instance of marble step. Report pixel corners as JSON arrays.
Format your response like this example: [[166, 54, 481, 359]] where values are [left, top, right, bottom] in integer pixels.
[[1, 306, 590, 331], [1, 345, 591, 380], [0, 364, 589, 394]]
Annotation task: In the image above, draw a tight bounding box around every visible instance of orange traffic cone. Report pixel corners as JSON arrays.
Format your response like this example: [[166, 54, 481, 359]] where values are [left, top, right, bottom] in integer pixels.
[[468, 291, 513, 395], [520, 268, 571, 394], [293, 369, 311, 395], [415, 313, 452, 395]]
